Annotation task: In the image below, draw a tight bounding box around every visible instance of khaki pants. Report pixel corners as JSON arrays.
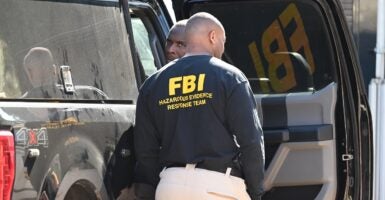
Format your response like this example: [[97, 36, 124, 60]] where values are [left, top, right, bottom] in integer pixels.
[[155, 164, 251, 200]]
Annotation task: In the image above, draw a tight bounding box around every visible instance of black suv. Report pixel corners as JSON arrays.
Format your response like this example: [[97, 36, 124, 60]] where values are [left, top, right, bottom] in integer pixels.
[[0, 0, 372, 200]]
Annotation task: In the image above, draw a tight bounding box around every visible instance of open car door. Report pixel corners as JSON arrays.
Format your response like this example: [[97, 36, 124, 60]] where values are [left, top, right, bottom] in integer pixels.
[[178, 0, 372, 199]]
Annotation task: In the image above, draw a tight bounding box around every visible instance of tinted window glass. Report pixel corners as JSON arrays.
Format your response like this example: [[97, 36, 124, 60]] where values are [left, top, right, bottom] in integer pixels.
[[130, 6, 167, 81], [189, 0, 336, 94], [0, 0, 137, 100], [131, 16, 158, 77]]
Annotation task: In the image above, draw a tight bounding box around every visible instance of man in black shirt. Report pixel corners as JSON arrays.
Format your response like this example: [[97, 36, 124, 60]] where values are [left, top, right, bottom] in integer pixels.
[[134, 12, 264, 200]]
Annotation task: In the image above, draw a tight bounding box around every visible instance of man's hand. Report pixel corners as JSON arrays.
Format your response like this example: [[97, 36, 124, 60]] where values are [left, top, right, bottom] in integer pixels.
[[116, 183, 156, 200], [134, 183, 156, 200], [116, 185, 135, 200]]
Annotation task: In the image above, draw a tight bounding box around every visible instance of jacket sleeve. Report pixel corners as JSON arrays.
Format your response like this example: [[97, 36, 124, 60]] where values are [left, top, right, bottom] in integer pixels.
[[134, 88, 161, 199], [225, 81, 265, 200]]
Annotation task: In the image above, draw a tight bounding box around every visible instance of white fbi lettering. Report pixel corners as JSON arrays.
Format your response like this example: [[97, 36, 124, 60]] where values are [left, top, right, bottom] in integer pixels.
[[169, 74, 205, 95]]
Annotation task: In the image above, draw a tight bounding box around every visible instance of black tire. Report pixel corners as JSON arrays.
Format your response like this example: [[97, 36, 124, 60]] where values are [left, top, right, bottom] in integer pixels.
[[64, 181, 98, 200]]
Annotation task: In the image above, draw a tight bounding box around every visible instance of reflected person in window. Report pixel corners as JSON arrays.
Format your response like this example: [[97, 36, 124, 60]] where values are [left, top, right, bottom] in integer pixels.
[[165, 19, 187, 62], [21, 47, 60, 98]]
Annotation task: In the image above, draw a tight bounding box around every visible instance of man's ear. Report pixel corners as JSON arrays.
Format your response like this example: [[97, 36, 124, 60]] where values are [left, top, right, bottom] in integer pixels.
[[209, 30, 216, 44]]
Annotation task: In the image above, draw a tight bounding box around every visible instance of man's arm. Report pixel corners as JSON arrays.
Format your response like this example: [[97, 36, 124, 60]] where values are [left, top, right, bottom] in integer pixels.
[[225, 81, 265, 200], [134, 89, 161, 199]]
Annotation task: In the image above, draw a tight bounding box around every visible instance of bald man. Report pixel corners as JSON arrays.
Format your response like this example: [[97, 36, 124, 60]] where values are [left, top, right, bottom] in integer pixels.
[[23, 47, 57, 88], [21, 47, 62, 98], [134, 12, 264, 200], [165, 19, 187, 62]]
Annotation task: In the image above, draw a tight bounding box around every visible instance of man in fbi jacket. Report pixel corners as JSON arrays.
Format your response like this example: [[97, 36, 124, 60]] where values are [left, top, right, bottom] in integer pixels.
[[134, 12, 265, 200]]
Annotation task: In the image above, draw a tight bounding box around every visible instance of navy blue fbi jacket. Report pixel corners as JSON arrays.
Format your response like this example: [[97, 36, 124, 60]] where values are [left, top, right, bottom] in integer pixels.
[[134, 55, 265, 199]]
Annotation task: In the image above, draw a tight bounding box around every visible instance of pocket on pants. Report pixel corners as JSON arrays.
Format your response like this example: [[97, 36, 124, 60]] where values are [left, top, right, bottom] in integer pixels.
[[206, 188, 238, 200], [206, 191, 237, 200]]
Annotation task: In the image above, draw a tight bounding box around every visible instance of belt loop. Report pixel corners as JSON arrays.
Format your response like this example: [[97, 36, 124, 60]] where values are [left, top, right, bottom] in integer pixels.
[[186, 163, 196, 170], [225, 168, 232, 177]]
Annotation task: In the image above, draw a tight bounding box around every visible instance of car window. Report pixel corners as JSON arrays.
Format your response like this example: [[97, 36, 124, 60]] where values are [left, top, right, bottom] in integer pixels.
[[131, 16, 158, 77], [130, 5, 168, 81], [0, 0, 137, 100], [188, 0, 336, 94]]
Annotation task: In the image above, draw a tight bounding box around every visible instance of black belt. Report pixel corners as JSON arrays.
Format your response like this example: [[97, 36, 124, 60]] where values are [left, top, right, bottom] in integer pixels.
[[167, 163, 244, 179]]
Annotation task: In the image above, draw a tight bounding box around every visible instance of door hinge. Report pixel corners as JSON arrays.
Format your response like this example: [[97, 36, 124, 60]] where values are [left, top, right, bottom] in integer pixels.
[[342, 154, 354, 161]]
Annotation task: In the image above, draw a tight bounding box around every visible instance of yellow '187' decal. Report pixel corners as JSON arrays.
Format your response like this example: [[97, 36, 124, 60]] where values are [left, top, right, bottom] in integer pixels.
[[248, 3, 315, 93]]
